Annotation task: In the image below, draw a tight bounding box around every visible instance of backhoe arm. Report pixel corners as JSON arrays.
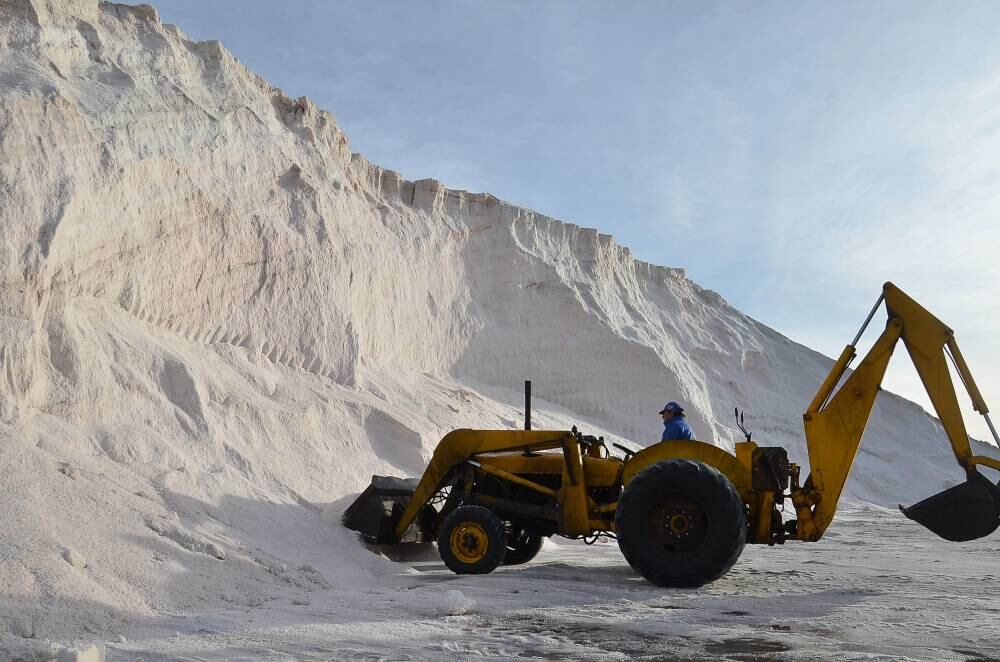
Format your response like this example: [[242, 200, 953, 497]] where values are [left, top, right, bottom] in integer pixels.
[[794, 282, 1000, 542]]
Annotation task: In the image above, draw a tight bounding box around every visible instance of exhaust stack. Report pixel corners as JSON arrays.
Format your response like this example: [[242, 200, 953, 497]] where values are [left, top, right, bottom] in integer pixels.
[[525, 380, 531, 430]]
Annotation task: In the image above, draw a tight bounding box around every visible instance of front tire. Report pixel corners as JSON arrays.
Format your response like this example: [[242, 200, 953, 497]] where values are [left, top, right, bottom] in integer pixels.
[[502, 524, 544, 565], [437, 505, 507, 574], [616, 459, 747, 587]]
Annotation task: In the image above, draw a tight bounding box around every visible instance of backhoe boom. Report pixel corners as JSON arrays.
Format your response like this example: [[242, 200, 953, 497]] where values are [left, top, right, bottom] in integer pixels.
[[795, 282, 1000, 542]]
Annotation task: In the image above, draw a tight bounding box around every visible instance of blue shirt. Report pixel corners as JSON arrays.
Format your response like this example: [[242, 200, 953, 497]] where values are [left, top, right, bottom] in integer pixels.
[[662, 415, 694, 441]]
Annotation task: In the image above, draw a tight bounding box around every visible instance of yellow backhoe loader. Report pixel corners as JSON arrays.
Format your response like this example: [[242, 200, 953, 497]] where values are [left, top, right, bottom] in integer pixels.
[[344, 283, 1000, 586]]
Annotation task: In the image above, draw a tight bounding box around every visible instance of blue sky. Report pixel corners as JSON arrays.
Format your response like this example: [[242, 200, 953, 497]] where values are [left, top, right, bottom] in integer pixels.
[[150, 1, 1000, 443]]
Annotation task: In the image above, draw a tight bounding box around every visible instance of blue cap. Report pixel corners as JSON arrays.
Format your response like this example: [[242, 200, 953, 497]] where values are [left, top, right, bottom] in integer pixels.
[[659, 401, 684, 414]]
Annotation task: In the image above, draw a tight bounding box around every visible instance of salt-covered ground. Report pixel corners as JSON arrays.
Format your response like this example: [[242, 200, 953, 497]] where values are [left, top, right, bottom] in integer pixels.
[[2, 2, 999, 660], [45, 505, 991, 662]]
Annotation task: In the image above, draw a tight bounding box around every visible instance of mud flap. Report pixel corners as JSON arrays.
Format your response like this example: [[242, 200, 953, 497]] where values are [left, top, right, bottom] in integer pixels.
[[343, 475, 439, 545], [899, 472, 1000, 542]]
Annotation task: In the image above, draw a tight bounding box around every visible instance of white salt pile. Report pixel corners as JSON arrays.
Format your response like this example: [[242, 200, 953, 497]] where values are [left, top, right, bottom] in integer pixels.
[[1, 0, 996, 654]]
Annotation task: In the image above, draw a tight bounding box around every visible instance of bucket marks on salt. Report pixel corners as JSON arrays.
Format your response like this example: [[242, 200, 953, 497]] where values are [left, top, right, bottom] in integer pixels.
[[478, 608, 793, 661], [114, 285, 352, 383]]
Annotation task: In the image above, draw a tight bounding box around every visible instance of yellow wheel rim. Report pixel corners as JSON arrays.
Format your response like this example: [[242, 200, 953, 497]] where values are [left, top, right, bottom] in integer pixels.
[[669, 513, 690, 534], [449, 521, 489, 564]]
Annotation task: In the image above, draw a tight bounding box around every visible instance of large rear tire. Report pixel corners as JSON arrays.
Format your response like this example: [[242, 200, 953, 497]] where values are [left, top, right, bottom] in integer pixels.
[[437, 505, 506, 574], [616, 459, 747, 587]]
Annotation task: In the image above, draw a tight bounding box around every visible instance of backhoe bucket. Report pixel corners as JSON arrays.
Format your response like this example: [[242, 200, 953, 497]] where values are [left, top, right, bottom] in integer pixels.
[[899, 472, 1000, 542], [343, 475, 435, 545]]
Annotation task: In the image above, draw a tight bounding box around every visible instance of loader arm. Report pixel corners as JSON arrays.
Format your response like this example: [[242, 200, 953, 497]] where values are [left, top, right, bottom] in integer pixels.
[[794, 282, 1000, 542], [392, 429, 571, 541]]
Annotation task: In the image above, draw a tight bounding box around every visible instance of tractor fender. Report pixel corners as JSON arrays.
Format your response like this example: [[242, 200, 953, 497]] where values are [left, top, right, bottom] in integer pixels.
[[621, 440, 751, 500]]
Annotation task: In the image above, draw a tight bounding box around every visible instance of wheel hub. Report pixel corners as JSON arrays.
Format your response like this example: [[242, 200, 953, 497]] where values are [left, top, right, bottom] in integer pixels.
[[450, 522, 489, 564], [651, 494, 708, 558], [669, 513, 690, 534]]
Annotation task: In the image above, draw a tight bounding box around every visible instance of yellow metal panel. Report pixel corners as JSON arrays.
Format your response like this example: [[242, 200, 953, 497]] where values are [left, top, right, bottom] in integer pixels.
[[735, 440, 756, 475], [884, 283, 974, 463], [482, 453, 622, 488], [559, 434, 590, 536], [478, 453, 564, 475], [801, 320, 899, 537], [752, 492, 775, 544], [582, 456, 625, 488], [807, 346, 857, 414]]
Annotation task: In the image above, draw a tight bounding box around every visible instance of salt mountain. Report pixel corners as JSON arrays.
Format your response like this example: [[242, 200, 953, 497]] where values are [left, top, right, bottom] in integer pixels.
[[0, 0, 995, 642]]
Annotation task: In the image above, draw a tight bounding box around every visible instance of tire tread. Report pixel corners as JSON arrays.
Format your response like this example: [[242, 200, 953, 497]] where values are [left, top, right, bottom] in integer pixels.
[[437, 505, 507, 574], [616, 459, 747, 587]]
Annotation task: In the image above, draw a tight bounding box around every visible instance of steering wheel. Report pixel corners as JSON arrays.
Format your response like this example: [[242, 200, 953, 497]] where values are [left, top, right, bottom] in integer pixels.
[[613, 442, 636, 459]]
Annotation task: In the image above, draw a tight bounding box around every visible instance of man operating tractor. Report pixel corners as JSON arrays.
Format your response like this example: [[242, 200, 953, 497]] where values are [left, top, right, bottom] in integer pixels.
[[659, 401, 694, 441]]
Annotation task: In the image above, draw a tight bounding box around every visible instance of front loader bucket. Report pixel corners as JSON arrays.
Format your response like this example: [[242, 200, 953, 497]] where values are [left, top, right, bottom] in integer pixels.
[[899, 472, 1000, 542], [343, 475, 436, 545]]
